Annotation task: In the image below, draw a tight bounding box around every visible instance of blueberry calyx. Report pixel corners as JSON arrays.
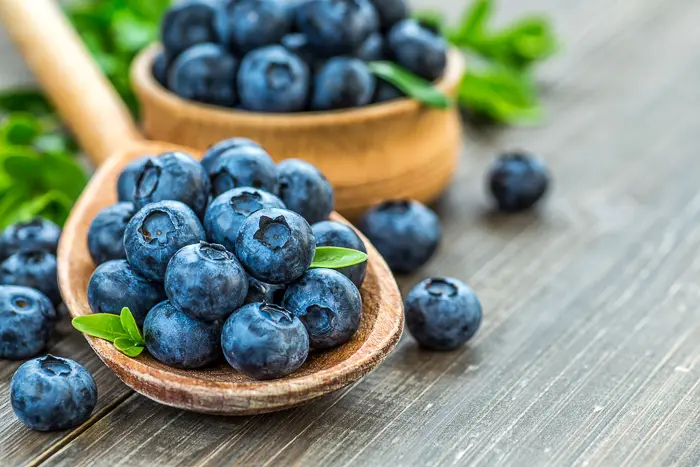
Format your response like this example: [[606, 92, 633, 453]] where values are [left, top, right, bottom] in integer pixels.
[[378, 200, 411, 213], [425, 278, 458, 297], [197, 242, 232, 261], [11, 295, 32, 313], [138, 210, 176, 246], [135, 160, 161, 199], [259, 303, 293, 323], [254, 215, 292, 249], [39, 355, 72, 377], [230, 191, 264, 215], [301, 304, 335, 336]]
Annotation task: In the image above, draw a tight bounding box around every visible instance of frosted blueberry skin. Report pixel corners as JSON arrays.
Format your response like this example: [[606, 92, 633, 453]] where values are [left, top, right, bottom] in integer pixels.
[[204, 188, 285, 253], [373, 80, 404, 103], [168, 43, 239, 107], [387, 19, 447, 81], [244, 275, 287, 305], [87, 202, 134, 265], [87, 260, 165, 327], [11, 355, 97, 431], [311, 220, 367, 287], [144, 301, 221, 369], [152, 51, 169, 87], [0, 286, 57, 359], [221, 302, 309, 380], [404, 277, 482, 350], [226, 0, 292, 54], [124, 201, 206, 282], [369, 0, 408, 31], [133, 152, 210, 219], [117, 156, 151, 203], [311, 57, 376, 111], [283, 268, 362, 349], [281, 33, 320, 69], [358, 200, 440, 274], [235, 208, 316, 284], [355, 32, 384, 61], [201, 137, 261, 173], [0, 251, 60, 305], [277, 159, 334, 225], [0, 218, 61, 261], [208, 145, 279, 197], [165, 242, 248, 322], [488, 153, 550, 212], [160, 0, 227, 59]]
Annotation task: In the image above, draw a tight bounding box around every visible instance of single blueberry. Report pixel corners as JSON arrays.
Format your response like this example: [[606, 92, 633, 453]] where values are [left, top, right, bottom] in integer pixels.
[[11, 355, 97, 431], [311, 57, 376, 110], [244, 275, 287, 305], [281, 33, 320, 69], [208, 145, 279, 197], [144, 301, 221, 369], [488, 153, 550, 212], [87, 260, 165, 326], [168, 43, 239, 107], [0, 218, 61, 261], [165, 242, 248, 322], [369, 0, 408, 31], [221, 302, 309, 380], [373, 80, 404, 103], [237, 45, 310, 112], [204, 187, 285, 252], [0, 251, 60, 305], [117, 156, 151, 203], [405, 277, 482, 350], [124, 201, 206, 282], [201, 137, 261, 173], [226, 0, 292, 54], [0, 286, 57, 359], [282, 268, 362, 349], [355, 32, 384, 61], [87, 202, 135, 265], [296, 0, 379, 56], [277, 159, 334, 224], [153, 51, 169, 88], [235, 208, 315, 284], [387, 19, 447, 81], [311, 220, 367, 287], [133, 152, 210, 218], [358, 199, 440, 274], [160, 0, 227, 58]]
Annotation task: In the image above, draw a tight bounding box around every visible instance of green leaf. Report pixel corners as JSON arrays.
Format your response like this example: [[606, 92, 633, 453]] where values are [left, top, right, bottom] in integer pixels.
[[310, 247, 368, 270], [0, 89, 53, 115], [2, 190, 73, 227], [114, 337, 145, 357], [448, 0, 493, 45], [72, 314, 130, 342], [0, 113, 42, 145], [120, 307, 145, 345], [368, 61, 452, 109]]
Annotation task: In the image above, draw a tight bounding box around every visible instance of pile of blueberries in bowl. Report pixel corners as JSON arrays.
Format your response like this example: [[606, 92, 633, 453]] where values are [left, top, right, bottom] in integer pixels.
[[154, 0, 448, 112]]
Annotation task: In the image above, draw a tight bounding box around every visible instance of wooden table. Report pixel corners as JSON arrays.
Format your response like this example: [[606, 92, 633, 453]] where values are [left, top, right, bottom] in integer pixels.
[[3, 0, 700, 464]]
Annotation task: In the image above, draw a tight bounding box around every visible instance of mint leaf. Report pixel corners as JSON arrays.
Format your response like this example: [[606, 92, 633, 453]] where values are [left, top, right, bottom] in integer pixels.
[[114, 337, 145, 357], [449, 0, 493, 45], [120, 307, 145, 345], [368, 61, 452, 109], [72, 314, 130, 342], [310, 247, 368, 270]]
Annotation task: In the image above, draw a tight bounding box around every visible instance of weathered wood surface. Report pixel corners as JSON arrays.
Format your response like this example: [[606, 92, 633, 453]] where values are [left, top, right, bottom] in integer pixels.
[[4, 0, 700, 464]]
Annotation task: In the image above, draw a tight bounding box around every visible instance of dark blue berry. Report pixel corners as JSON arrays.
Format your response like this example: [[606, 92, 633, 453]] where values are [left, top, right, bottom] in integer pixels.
[[117, 156, 151, 203], [311, 57, 376, 110], [244, 275, 287, 305], [87, 202, 134, 265], [168, 43, 238, 107], [153, 51, 169, 87], [160, 0, 227, 58], [0, 251, 60, 305], [277, 159, 334, 224], [355, 32, 384, 61], [387, 19, 447, 81], [488, 153, 550, 212], [405, 277, 482, 350], [226, 0, 292, 54], [201, 137, 261, 173], [0, 218, 61, 261], [221, 302, 308, 380], [208, 145, 279, 197], [369, 0, 408, 31], [373, 80, 404, 102], [280, 33, 319, 69], [312, 220, 366, 287], [0, 286, 57, 359]]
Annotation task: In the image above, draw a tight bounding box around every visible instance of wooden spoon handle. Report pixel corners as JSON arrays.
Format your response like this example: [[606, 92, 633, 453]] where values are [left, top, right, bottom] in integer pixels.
[[0, 0, 142, 165]]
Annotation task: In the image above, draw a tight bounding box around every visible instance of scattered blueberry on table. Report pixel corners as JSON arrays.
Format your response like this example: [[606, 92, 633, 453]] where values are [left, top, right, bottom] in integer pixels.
[[0, 286, 57, 360], [488, 152, 550, 212], [0, 250, 61, 305], [0, 218, 61, 261]]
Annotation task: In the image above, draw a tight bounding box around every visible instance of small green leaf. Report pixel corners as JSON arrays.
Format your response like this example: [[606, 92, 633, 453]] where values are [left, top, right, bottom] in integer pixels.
[[120, 307, 145, 345], [72, 314, 130, 342], [368, 61, 452, 109], [0, 113, 42, 145], [0, 89, 53, 115], [310, 247, 368, 270], [448, 0, 493, 45], [114, 337, 145, 357]]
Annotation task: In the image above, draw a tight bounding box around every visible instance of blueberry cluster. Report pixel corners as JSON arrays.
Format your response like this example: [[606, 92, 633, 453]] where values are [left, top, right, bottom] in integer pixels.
[[88, 137, 365, 380], [154, 0, 448, 112]]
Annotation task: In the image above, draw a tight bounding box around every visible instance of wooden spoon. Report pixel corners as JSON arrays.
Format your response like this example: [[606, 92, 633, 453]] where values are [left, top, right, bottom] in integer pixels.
[[0, 0, 404, 415]]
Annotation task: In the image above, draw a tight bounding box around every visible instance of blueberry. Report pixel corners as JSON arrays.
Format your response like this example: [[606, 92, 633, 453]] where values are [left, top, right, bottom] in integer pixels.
[[369, 0, 407, 31], [124, 201, 206, 282], [204, 188, 285, 252], [133, 152, 210, 218], [281, 33, 319, 69], [168, 43, 238, 107], [165, 242, 248, 322], [387, 19, 447, 81], [297, 0, 379, 56], [144, 301, 221, 369], [359, 200, 440, 274], [311, 220, 366, 287], [221, 302, 308, 380], [0, 286, 57, 359], [244, 275, 287, 305], [311, 57, 376, 110], [201, 137, 261, 173], [235, 208, 315, 284], [11, 355, 97, 431], [282, 268, 362, 349], [0, 251, 60, 305], [0, 218, 61, 261], [117, 156, 151, 203], [87, 260, 165, 326], [488, 153, 550, 212], [226, 0, 292, 54], [87, 203, 134, 265], [160, 0, 227, 58], [373, 80, 404, 103], [405, 277, 482, 350], [153, 51, 169, 87], [355, 32, 384, 61], [237, 45, 310, 112], [277, 159, 334, 224], [208, 146, 279, 197]]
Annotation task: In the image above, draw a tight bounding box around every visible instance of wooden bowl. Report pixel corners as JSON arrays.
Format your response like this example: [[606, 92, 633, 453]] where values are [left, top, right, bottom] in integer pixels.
[[132, 45, 466, 219], [58, 141, 405, 415]]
